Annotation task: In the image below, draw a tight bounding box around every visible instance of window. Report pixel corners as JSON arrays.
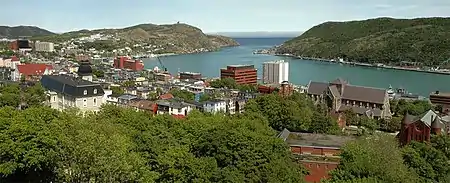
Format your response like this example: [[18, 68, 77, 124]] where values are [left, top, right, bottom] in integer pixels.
[[83, 90, 87, 95], [83, 99, 87, 107], [53, 96, 56, 102], [93, 89, 97, 94], [93, 98, 97, 106]]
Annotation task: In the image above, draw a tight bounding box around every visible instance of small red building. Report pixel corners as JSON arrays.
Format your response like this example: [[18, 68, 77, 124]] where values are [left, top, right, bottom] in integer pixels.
[[113, 56, 144, 71], [397, 110, 447, 146], [220, 65, 257, 85], [258, 81, 294, 97], [278, 129, 356, 183]]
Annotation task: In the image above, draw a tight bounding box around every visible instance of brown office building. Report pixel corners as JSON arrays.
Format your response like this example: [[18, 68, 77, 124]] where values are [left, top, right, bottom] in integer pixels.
[[220, 65, 257, 85]]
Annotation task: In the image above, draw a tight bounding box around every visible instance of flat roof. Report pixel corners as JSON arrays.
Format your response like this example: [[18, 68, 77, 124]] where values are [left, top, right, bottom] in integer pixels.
[[286, 132, 356, 148], [227, 64, 253, 67], [264, 60, 286, 64]]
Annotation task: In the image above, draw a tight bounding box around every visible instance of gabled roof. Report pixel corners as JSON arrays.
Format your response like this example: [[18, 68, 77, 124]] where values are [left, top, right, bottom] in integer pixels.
[[159, 93, 174, 100], [307, 79, 387, 104], [404, 110, 442, 127], [11, 56, 19, 61], [17, 64, 53, 76], [331, 78, 348, 85], [341, 85, 386, 104], [307, 81, 328, 95]]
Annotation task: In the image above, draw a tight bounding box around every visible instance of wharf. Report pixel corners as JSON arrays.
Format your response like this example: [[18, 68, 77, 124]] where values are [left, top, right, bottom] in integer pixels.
[[275, 54, 450, 76]]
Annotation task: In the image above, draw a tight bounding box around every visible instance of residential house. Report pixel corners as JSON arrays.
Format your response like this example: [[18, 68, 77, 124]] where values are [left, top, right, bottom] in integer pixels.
[[278, 129, 356, 183], [223, 98, 246, 114], [398, 110, 448, 146], [136, 87, 151, 99], [203, 99, 227, 114], [156, 99, 194, 117], [125, 87, 137, 95], [128, 99, 157, 113], [307, 78, 391, 122], [41, 75, 105, 112], [159, 93, 174, 100], [15, 63, 53, 81], [117, 94, 138, 106]]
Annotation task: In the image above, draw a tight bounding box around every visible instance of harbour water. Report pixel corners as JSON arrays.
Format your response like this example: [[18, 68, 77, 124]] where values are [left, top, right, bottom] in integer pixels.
[[143, 38, 450, 97]]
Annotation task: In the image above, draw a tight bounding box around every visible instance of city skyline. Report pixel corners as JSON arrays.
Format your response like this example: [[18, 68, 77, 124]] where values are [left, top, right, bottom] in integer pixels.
[[2, 0, 450, 33]]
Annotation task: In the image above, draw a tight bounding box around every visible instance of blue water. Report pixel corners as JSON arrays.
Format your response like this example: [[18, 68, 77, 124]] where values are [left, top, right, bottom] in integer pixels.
[[143, 38, 450, 96]]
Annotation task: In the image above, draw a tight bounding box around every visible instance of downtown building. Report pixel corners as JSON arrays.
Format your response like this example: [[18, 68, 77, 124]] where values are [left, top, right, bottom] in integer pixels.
[[34, 41, 55, 52], [113, 56, 144, 71], [220, 65, 257, 85], [262, 60, 289, 84]]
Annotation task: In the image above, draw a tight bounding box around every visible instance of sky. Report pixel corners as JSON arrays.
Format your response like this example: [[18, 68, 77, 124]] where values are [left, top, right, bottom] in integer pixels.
[[2, 0, 450, 33]]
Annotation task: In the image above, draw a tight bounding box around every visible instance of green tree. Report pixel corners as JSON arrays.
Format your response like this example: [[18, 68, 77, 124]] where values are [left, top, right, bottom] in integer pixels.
[[330, 134, 418, 183], [110, 86, 124, 95], [401, 141, 450, 182], [209, 78, 238, 89], [169, 88, 195, 102]]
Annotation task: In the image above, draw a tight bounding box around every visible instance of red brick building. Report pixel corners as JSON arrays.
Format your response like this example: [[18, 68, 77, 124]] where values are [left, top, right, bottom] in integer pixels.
[[397, 110, 447, 146], [113, 56, 144, 71], [220, 65, 257, 85], [258, 81, 294, 97], [278, 129, 356, 183]]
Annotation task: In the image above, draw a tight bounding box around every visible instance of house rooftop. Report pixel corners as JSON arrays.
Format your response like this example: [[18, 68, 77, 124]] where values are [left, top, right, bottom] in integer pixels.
[[43, 75, 96, 87]]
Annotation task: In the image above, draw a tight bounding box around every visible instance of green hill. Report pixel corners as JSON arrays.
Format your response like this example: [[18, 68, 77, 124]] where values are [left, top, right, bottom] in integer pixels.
[[32, 23, 239, 54], [276, 17, 450, 66], [0, 26, 55, 38]]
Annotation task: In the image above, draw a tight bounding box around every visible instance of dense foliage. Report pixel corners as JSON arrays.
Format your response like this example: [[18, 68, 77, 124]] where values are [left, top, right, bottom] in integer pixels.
[[0, 105, 304, 182], [330, 134, 418, 183], [277, 17, 450, 66], [244, 93, 340, 134], [0, 83, 46, 108], [328, 134, 450, 183]]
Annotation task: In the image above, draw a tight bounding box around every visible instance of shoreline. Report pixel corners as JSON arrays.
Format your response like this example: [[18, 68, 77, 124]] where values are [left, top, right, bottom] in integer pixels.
[[268, 53, 450, 76]]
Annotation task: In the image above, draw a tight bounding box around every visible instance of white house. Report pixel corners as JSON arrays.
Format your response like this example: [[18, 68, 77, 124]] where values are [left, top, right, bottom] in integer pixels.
[[156, 99, 194, 116], [203, 99, 227, 114]]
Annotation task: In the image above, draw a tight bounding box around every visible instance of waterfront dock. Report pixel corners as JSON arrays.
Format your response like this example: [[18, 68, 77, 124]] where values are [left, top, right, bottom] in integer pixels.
[[273, 53, 450, 76]]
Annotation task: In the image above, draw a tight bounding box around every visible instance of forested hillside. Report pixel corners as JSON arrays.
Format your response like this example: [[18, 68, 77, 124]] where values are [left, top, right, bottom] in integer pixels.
[[277, 17, 450, 66]]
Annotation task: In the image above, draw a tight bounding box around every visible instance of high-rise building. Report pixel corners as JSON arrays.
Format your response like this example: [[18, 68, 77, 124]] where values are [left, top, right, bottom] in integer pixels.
[[34, 41, 55, 52], [220, 65, 257, 85], [262, 60, 289, 84]]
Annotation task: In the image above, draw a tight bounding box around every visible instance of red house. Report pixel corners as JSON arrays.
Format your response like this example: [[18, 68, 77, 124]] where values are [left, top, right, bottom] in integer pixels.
[[278, 129, 356, 183], [113, 56, 144, 71], [397, 110, 447, 146], [16, 63, 53, 81]]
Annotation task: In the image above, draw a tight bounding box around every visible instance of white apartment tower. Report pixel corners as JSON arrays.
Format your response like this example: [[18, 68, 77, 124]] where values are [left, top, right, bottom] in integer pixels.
[[34, 41, 55, 52], [262, 60, 289, 84]]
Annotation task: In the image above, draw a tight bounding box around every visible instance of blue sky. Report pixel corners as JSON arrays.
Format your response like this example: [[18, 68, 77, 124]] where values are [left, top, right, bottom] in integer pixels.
[[2, 0, 450, 33]]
